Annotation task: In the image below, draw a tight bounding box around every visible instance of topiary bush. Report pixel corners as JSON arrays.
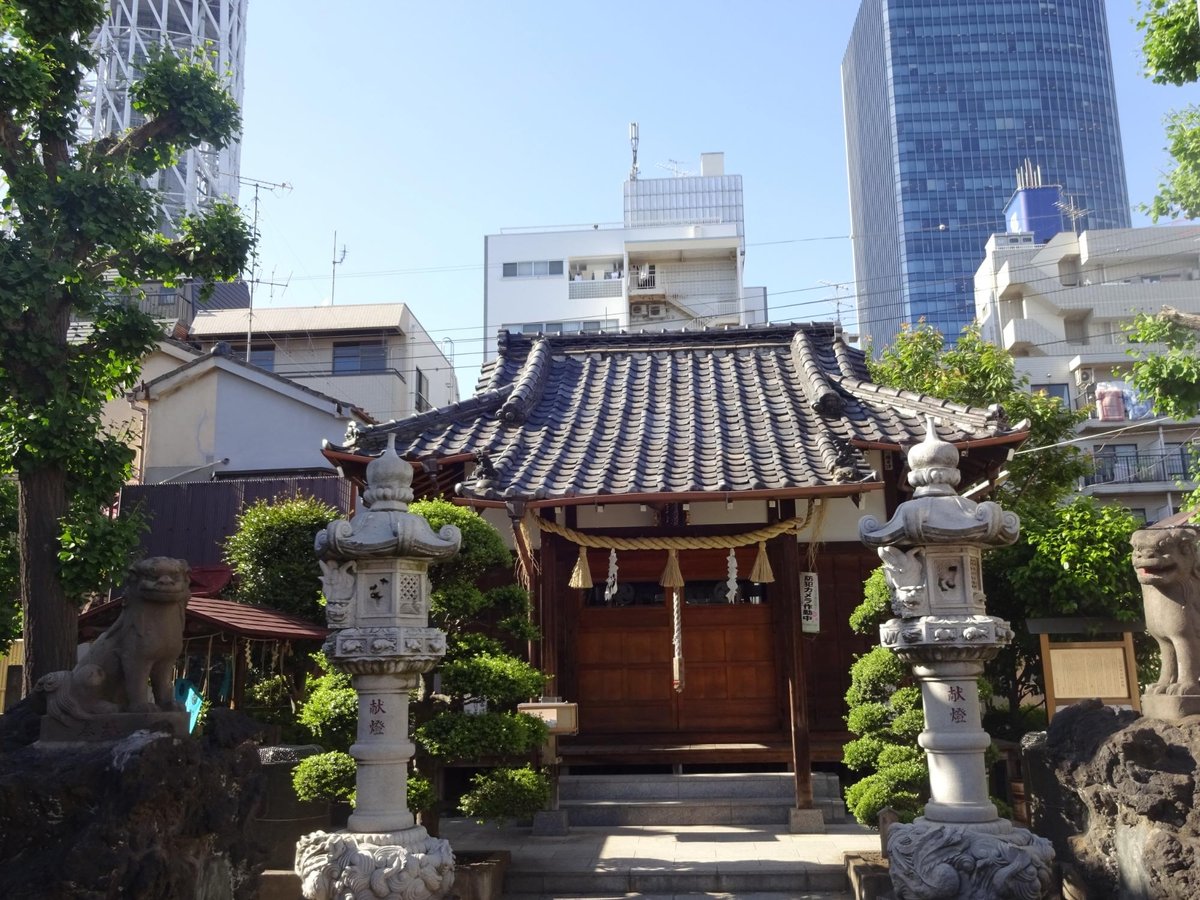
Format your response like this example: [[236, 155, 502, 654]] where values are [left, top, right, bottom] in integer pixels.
[[293, 750, 356, 804], [415, 710, 548, 763], [457, 765, 551, 824], [296, 659, 357, 752], [404, 499, 550, 829], [224, 495, 338, 622], [842, 644, 929, 825]]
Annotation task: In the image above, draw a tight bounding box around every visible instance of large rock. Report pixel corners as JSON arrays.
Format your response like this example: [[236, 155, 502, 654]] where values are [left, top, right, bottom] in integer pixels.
[[1028, 699, 1200, 899], [0, 702, 267, 899]]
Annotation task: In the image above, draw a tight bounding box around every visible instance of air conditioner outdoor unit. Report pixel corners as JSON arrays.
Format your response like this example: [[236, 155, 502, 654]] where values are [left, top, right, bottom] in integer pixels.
[[1074, 367, 1094, 386], [648, 304, 666, 318], [630, 303, 646, 316]]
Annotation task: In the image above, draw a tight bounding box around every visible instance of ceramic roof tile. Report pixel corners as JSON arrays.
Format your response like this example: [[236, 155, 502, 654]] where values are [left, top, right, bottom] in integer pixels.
[[337, 324, 1025, 503]]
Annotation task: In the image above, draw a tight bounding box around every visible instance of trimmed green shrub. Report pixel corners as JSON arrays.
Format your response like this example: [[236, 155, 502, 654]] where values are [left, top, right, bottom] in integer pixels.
[[297, 662, 357, 752], [293, 751, 356, 803], [224, 495, 338, 622], [458, 765, 551, 824], [438, 653, 548, 706], [415, 711, 549, 763]]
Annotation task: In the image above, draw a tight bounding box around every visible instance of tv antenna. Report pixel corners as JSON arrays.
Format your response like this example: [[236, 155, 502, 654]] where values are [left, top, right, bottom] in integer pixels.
[[657, 159, 694, 177], [330, 231, 348, 304], [1055, 195, 1090, 235], [819, 280, 850, 325], [629, 122, 639, 181], [236, 175, 292, 362]]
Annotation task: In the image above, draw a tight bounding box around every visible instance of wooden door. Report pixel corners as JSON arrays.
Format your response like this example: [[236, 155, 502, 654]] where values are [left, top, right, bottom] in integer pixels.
[[572, 547, 782, 741]]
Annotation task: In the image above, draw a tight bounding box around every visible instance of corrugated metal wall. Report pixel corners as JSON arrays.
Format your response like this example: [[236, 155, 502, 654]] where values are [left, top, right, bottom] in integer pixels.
[[120, 476, 355, 566]]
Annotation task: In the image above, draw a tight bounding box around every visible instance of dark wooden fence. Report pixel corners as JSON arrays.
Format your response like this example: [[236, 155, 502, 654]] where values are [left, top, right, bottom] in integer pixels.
[[119, 476, 355, 566]]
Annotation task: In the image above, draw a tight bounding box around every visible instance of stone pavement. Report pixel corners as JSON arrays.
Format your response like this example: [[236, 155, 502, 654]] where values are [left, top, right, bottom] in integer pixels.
[[439, 817, 880, 898]]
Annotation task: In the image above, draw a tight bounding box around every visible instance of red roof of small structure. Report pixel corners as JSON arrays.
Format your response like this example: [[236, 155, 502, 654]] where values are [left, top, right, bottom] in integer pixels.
[[80, 595, 327, 642]]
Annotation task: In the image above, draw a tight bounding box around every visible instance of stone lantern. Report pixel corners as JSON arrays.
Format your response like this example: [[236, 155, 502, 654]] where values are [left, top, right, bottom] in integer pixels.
[[859, 418, 1055, 899], [295, 435, 462, 900]]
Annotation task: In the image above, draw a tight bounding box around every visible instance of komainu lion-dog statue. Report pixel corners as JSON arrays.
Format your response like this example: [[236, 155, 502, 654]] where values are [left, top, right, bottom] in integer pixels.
[[37, 557, 191, 728], [1133, 526, 1200, 716]]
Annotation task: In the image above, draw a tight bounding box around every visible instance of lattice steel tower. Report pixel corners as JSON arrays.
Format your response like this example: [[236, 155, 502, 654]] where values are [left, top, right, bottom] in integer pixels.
[[85, 0, 248, 229]]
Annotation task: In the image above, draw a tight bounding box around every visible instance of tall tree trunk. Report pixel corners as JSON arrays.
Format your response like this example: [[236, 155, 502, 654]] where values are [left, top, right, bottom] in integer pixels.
[[19, 463, 75, 692]]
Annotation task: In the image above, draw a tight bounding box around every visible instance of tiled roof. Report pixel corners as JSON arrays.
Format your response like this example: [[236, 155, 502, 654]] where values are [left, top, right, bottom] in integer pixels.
[[80, 595, 328, 641], [338, 324, 1024, 505], [189, 302, 409, 337]]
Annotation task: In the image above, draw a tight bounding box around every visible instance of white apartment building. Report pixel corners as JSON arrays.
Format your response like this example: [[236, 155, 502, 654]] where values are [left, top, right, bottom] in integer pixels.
[[483, 152, 767, 359], [975, 224, 1200, 522], [189, 303, 458, 423]]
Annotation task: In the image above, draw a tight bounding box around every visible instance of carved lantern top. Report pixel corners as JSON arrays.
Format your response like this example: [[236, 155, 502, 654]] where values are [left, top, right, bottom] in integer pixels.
[[316, 435, 462, 562], [859, 417, 1019, 550]]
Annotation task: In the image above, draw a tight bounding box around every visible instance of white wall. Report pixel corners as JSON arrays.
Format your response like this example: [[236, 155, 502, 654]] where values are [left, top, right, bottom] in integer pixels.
[[141, 368, 353, 482]]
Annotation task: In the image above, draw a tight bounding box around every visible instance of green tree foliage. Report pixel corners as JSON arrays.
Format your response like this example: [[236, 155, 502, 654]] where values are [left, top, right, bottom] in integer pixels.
[[867, 324, 1142, 723], [0, 480, 20, 655], [1139, 0, 1200, 86], [224, 496, 339, 622], [1137, 0, 1200, 220], [1126, 310, 1200, 516], [869, 323, 1088, 516], [0, 1, 254, 686]]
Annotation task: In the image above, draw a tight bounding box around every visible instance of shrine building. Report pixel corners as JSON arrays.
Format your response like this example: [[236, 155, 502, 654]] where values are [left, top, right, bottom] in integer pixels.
[[323, 323, 1026, 806]]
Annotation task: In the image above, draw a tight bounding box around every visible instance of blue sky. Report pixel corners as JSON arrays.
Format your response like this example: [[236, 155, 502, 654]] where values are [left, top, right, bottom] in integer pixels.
[[236, 2, 1193, 391]]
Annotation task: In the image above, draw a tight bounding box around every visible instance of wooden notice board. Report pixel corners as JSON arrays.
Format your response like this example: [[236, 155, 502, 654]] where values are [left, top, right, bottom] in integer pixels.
[[1028, 618, 1142, 721]]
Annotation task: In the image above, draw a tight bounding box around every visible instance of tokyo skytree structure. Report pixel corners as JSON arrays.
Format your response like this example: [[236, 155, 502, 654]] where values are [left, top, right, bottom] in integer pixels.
[[84, 0, 248, 229]]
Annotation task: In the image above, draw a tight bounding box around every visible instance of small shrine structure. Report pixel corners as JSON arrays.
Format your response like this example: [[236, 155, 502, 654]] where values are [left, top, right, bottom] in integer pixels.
[[322, 324, 1027, 821]]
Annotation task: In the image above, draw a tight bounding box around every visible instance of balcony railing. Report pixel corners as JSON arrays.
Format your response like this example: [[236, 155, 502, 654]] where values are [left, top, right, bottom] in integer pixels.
[[1084, 450, 1196, 487], [568, 277, 624, 300]]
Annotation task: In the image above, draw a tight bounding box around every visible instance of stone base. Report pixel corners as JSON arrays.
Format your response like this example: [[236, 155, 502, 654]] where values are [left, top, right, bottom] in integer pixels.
[[788, 807, 827, 834], [531, 809, 570, 835], [886, 819, 1055, 899], [295, 826, 455, 900], [38, 710, 189, 743], [1141, 692, 1200, 722]]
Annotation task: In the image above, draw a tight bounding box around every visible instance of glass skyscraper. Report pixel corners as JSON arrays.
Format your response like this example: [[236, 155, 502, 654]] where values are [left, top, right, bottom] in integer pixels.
[[842, 0, 1130, 350]]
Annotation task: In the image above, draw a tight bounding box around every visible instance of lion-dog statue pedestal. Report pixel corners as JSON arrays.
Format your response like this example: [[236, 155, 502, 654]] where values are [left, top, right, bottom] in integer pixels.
[[295, 435, 461, 900], [35, 557, 191, 742], [1135, 525, 1200, 721], [860, 419, 1055, 900]]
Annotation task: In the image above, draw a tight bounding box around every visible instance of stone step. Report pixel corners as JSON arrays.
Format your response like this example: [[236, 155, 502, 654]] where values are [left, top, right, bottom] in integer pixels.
[[558, 773, 842, 803], [503, 863, 852, 897], [502, 893, 853, 899], [556, 773, 847, 826], [561, 799, 846, 828]]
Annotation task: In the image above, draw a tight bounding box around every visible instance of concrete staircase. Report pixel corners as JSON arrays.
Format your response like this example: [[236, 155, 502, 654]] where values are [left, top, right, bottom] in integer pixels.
[[556, 772, 848, 827]]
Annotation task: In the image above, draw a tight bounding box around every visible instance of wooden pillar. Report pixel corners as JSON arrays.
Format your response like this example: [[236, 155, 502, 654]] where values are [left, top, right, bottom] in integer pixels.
[[538, 510, 560, 691], [774, 499, 814, 809]]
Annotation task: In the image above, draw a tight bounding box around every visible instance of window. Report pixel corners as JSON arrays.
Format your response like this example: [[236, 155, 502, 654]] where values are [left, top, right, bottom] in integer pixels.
[[333, 341, 387, 374], [1031, 383, 1069, 405], [231, 346, 275, 372], [503, 319, 619, 336], [502, 259, 564, 278], [415, 367, 430, 413]]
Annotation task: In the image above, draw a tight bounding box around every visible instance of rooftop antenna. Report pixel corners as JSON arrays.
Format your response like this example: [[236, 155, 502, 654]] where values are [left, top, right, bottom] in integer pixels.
[[330, 231, 347, 304], [237, 175, 292, 362], [1055, 194, 1090, 235], [657, 159, 694, 177], [629, 122, 639, 181], [1015, 159, 1043, 190]]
